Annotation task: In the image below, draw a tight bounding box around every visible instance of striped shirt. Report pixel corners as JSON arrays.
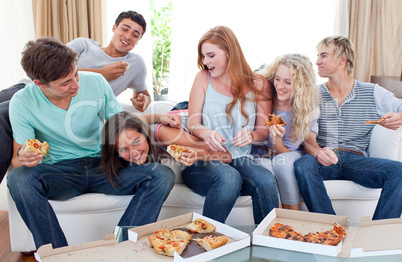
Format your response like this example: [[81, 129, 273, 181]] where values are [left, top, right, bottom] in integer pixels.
[[317, 80, 402, 154]]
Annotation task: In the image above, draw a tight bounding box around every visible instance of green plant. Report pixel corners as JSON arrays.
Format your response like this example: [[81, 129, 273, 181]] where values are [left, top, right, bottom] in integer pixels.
[[151, 0, 172, 96]]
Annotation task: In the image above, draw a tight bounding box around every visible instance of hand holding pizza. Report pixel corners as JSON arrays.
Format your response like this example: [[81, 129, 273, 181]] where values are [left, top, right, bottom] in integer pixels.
[[179, 147, 197, 166], [100, 61, 128, 81], [379, 112, 402, 130], [315, 147, 338, 166], [233, 128, 253, 147], [269, 124, 285, 139], [17, 144, 43, 167]]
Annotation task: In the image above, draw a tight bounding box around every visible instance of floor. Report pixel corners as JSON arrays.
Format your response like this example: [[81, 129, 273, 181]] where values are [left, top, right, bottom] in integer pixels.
[[0, 211, 35, 262]]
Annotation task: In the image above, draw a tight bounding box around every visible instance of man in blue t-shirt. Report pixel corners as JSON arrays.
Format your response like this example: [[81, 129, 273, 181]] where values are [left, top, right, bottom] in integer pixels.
[[0, 10, 151, 183], [7, 37, 175, 250], [294, 36, 402, 220]]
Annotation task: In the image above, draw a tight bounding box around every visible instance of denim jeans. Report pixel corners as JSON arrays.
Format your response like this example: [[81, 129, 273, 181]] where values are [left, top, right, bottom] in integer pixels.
[[0, 83, 26, 181], [182, 156, 279, 224], [7, 157, 175, 249], [294, 150, 402, 220]]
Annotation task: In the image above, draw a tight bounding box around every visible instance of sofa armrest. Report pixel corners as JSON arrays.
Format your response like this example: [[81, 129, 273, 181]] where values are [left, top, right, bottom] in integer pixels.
[[368, 125, 402, 161]]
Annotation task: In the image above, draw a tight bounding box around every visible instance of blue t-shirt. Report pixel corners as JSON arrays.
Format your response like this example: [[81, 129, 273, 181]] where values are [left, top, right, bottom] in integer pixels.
[[9, 72, 122, 164]]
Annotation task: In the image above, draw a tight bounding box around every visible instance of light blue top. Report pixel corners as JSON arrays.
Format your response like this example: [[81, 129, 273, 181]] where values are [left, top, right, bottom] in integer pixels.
[[202, 78, 256, 159], [9, 71, 122, 164], [67, 37, 147, 96], [251, 109, 319, 156]]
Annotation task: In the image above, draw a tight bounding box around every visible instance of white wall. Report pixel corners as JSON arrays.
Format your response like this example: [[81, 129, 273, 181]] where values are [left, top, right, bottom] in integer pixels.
[[168, 0, 339, 102], [102, 0, 153, 103], [0, 0, 35, 90]]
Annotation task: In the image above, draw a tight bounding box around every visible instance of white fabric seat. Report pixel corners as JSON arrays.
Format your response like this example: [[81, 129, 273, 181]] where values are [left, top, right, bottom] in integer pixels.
[[6, 102, 402, 252]]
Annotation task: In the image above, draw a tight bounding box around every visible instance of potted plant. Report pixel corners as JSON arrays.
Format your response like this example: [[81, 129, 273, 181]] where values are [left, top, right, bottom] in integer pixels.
[[151, 0, 172, 101]]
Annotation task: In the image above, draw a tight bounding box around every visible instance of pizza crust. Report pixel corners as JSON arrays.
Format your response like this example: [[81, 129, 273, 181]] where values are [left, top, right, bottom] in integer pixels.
[[167, 144, 188, 162], [194, 235, 229, 251], [24, 139, 49, 156], [187, 218, 216, 233]]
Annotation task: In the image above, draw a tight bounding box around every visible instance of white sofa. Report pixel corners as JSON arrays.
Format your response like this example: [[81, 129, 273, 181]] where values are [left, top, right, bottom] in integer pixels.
[[6, 100, 402, 252]]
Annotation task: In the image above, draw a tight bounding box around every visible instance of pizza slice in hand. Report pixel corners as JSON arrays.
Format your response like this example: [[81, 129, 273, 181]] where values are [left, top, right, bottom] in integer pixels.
[[194, 235, 229, 251], [187, 218, 216, 233], [264, 114, 286, 126], [366, 117, 384, 125], [24, 139, 49, 156], [167, 144, 188, 162]]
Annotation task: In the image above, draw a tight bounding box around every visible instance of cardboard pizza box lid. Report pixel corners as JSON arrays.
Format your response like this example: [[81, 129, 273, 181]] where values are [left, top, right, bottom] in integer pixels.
[[349, 216, 402, 257], [128, 212, 251, 261]]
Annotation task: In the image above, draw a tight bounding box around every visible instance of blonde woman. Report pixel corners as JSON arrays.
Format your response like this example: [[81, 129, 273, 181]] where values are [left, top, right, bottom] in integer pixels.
[[251, 53, 319, 210], [184, 26, 279, 224]]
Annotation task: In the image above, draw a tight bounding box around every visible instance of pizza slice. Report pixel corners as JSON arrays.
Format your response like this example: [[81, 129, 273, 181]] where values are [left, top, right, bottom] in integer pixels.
[[269, 223, 304, 241], [148, 229, 192, 257], [119, 61, 130, 70], [264, 114, 286, 126], [24, 139, 49, 156], [365, 117, 384, 125], [167, 144, 188, 162], [187, 218, 216, 233], [194, 235, 229, 251]]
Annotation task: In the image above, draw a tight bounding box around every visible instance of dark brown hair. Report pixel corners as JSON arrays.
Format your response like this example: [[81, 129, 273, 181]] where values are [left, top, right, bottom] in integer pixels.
[[20, 36, 78, 85], [115, 10, 147, 38], [100, 111, 159, 187]]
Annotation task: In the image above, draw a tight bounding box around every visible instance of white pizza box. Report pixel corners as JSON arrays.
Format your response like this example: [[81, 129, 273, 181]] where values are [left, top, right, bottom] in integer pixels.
[[349, 216, 402, 257], [252, 208, 349, 257], [252, 208, 402, 258], [34, 212, 250, 262], [127, 212, 251, 261]]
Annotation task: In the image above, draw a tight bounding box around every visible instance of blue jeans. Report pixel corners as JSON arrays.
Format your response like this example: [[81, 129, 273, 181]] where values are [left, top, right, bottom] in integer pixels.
[[7, 157, 175, 249], [182, 157, 279, 224], [294, 151, 402, 220]]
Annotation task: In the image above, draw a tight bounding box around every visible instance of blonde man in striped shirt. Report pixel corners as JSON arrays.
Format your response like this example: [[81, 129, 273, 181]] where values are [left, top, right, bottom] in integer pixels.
[[294, 36, 402, 220]]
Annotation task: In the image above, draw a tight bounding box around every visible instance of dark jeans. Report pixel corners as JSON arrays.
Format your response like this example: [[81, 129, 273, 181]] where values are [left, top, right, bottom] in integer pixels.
[[7, 157, 175, 249], [0, 83, 26, 181], [182, 157, 279, 224], [294, 150, 402, 220]]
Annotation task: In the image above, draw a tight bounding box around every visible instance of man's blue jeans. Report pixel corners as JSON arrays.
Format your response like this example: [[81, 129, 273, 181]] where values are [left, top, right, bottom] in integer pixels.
[[182, 157, 279, 224], [294, 150, 402, 220], [7, 157, 175, 249]]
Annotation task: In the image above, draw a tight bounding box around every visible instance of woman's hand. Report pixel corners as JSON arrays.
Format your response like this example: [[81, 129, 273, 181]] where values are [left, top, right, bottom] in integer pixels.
[[233, 128, 253, 147], [269, 124, 285, 140], [160, 114, 182, 128], [180, 147, 197, 166], [17, 144, 42, 167], [201, 129, 227, 152]]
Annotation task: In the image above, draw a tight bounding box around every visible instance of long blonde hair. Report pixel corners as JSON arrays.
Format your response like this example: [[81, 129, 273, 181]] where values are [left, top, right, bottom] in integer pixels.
[[257, 53, 318, 142], [197, 26, 256, 126]]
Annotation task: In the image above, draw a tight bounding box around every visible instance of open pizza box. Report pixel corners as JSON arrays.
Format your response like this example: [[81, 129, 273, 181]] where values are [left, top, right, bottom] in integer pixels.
[[127, 212, 250, 261], [252, 208, 402, 258], [34, 212, 250, 262]]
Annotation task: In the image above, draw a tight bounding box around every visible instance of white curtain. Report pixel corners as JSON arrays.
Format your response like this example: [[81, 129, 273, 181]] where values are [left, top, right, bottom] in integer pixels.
[[0, 0, 35, 90], [169, 0, 339, 102], [101, 0, 153, 103]]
